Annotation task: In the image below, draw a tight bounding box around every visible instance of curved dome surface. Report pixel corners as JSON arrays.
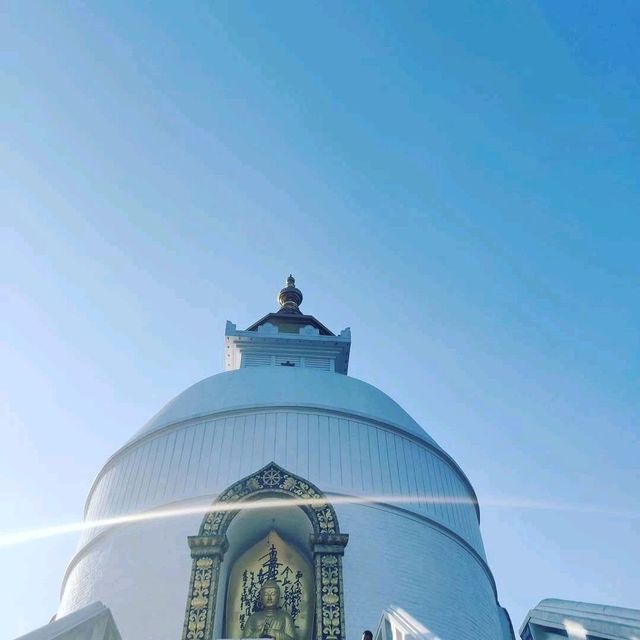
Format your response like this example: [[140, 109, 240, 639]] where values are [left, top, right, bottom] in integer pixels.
[[60, 365, 507, 640], [132, 367, 440, 447], [81, 365, 482, 556]]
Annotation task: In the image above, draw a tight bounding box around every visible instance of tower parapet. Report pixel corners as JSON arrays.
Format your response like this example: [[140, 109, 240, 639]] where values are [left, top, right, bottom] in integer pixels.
[[225, 276, 351, 374]]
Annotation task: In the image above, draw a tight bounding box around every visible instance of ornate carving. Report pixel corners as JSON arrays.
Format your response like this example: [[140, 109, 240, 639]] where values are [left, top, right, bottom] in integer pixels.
[[181, 462, 348, 640], [309, 533, 350, 554], [184, 556, 217, 640], [312, 534, 348, 640], [320, 556, 341, 640], [200, 463, 339, 537]]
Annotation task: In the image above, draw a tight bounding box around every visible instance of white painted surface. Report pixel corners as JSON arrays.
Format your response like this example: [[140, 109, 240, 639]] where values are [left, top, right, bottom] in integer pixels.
[[59, 365, 509, 640], [16, 601, 121, 640], [224, 321, 351, 374], [82, 407, 482, 552], [59, 503, 504, 640], [130, 368, 433, 443]]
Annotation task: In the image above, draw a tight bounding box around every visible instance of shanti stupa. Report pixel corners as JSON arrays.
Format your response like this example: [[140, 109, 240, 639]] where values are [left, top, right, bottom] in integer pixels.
[[55, 276, 514, 640]]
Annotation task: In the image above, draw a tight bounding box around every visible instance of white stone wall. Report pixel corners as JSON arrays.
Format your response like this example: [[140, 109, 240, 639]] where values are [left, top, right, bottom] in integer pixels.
[[59, 511, 199, 640], [59, 502, 503, 640], [81, 408, 484, 556], [338, 505, 502, 640], [59, 367, 508, 639]]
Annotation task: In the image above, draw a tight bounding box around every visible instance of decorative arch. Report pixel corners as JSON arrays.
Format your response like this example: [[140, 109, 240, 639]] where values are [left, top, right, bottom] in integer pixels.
[[181, 462, 349, 640]]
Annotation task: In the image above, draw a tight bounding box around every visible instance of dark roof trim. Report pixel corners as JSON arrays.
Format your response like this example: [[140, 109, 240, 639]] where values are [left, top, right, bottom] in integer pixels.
[[245, 312, 335, 336]]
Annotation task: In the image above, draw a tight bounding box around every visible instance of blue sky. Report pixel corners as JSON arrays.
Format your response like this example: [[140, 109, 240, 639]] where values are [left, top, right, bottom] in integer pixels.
[[1, 1, 639, 637]]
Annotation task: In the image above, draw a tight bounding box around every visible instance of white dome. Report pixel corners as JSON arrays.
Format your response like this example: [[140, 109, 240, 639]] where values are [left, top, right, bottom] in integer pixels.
[[133, 367, 440, 445], [60, 366, 508, 640]]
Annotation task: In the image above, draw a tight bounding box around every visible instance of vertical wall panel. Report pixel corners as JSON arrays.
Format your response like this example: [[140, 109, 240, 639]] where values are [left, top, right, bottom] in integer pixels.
[[114, 449, 134, 515], [141, 437, 159, 506], [131, 436, 151, 511], [318, 415, 330, 479], [190, 424, 205, 494], [220, 416, 235, 478], [368, 426, 382, 494], [168, 428, 186, 499], [360, 422, 374, 493], [82, 409, 483, 555], [285, 412, 297, 471], [412, 447, 427, 514], [411, 441, 423, 506], [263, 413, 276, 462], [434, 457, 451, 526], [349, 421, 363, 492], [442, 455, 459, 530], [335, 418, 346, 485], [132, 436, 153, 509], [399, 437, 413, 501], [182, 425, 197, 495], [236, 414, 254, 480], [297, 412, 309, 479], [307, 413, 320, 480], [210, 418, 223, 485], [228, 416, 241, 482], [154, 431, 174, 501], [274, 413, 286, 463], [386, 431, 398, 495], [379, 428, 390, 496]]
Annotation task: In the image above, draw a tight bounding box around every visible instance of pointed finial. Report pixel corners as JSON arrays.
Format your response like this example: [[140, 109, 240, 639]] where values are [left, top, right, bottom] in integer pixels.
[[277, 274, 303, 314]]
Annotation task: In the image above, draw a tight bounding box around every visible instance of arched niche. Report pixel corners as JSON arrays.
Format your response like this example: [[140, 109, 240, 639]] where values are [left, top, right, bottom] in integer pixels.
[[223, 523, 314, 639], [181, 462, 349, 640]]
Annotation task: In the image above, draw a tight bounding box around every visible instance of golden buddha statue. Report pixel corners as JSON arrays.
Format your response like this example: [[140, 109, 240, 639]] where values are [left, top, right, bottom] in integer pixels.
[[242, 580, 296, 640]]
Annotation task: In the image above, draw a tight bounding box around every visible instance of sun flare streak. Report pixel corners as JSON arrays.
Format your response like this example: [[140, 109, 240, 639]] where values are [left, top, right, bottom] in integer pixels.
[[1, 493, 638, 549]]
